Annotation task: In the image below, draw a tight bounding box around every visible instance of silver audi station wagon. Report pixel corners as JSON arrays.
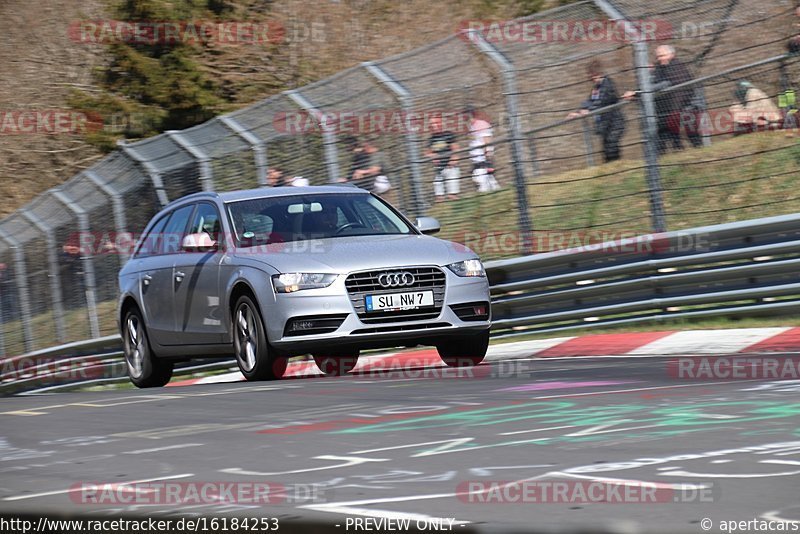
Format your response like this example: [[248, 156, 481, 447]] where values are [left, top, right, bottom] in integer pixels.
[[118, 186, 491, 387]]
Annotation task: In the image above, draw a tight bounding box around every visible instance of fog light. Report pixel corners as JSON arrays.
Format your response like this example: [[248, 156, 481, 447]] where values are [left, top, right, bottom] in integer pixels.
[[474, 305, 487, 316]]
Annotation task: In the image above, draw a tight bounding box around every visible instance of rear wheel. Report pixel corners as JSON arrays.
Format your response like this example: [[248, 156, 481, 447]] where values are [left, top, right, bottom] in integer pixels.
[[233, 295, 287, 380], [437, 330, 490, 367], [123, 307, 173, 388], [313, 352, 360, 376]]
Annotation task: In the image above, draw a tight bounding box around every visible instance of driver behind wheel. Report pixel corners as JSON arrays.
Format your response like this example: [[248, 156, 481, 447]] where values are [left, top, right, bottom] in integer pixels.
[[303, 203, 340, 237]]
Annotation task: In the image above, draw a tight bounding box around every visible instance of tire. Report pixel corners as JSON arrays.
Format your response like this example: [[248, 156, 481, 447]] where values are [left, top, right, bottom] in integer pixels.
[[122, 307, 174, 388], [313, 352, 360, 376], [233, 295, 287, 381], [436, 329, 490, 368]]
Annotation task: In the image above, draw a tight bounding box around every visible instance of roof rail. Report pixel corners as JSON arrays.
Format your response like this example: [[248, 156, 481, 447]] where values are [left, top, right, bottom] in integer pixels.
[[164, 191, 219, 208]]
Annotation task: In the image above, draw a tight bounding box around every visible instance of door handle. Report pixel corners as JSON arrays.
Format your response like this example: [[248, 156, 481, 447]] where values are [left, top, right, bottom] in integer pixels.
[[142, 274, 152, 286], [175, 271, 185, 283]]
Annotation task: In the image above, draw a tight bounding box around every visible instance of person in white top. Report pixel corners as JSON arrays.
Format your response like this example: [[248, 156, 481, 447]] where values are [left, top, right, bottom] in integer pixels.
[[465, 105, 500, 193]]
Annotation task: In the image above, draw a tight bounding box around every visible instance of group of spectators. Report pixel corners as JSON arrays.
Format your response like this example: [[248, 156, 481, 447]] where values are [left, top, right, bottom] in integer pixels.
[[425, 106, 500, 202], [268, 6, 800, 198], [567, 34, 800, 162], [268, 106, 501, 203]]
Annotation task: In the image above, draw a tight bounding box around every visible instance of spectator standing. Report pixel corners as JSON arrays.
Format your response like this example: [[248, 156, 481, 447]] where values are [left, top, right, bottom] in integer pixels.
[[567, 60, 626, 162], [624, 45, 701, 153], [465, 105, 500, 192], [267, 167, 287, 187], [788, 5, 800, 53], [346, 137, 391, 195], [425, 116, 460, 201]]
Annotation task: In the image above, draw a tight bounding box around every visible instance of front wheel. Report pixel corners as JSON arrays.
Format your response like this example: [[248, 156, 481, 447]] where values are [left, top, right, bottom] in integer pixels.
[[313, 352, 360, 376], [436, 330, 490, 367], [233, 295, 287, 380], [123, 307, 173, 388]]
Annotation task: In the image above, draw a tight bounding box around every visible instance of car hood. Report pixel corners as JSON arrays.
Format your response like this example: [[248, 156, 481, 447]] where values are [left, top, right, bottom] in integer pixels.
[[233, 234, 478, 273]]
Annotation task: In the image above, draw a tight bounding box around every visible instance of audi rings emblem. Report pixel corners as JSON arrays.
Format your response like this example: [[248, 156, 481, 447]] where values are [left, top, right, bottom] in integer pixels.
[[378, 271, 415, 288]]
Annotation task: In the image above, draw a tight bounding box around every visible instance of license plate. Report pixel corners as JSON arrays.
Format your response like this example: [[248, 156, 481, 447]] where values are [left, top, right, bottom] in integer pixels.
[[365, 291, 434, 312]]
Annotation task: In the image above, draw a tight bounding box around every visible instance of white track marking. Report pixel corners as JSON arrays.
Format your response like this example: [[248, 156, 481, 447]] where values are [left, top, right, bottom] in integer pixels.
[[762, 510, 800, 524], [2, 473, 194, 501], [123, 443, 203, 455], [499, 425, 576, 436], [220, 455, 389, 476]]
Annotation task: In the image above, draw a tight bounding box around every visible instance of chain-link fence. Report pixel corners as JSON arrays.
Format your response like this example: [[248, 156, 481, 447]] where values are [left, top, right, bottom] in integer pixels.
[[0, 0, 798, 357]]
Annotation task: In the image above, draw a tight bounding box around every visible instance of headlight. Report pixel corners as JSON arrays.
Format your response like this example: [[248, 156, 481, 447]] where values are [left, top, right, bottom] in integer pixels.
[[272, 273, 338, 293], [447, 259, 486, 277]]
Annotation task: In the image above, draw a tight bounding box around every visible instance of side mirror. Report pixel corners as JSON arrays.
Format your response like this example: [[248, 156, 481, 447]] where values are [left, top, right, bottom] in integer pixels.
[[416, 216, 441, 235], [182, 233, 218, 252]]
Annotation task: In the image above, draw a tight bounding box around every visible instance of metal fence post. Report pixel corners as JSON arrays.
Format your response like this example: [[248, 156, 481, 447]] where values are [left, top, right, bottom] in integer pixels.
[[466, 30, 534, 253], [51, 190, 101, 339], [219, 116, 269, 186], [0, 229, 34, 353], [581, 117, 596, 167], [119, 143, 170, 206], [19, 210, 66, 343], [633, 40, 667, 233], [167, 131, 215, 192], [85, 170, 130, 263], [593, 0, 666, 233], [362, 61, 427, 218], [286, 90, 340, 184]]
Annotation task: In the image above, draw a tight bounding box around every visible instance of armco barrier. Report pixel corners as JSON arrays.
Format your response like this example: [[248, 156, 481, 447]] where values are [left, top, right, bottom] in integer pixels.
[[2, 213, 799, 394], [488, 213, 800, 338]]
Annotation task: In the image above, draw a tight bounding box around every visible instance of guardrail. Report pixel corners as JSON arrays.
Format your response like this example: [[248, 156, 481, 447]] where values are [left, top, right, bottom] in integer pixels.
[[488, 213, 800, 338], [2, 213, 799, 394]]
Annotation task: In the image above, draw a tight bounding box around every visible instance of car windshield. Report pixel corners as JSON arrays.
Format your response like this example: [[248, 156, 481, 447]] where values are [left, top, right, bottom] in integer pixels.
[[226, 192, 414, 246]]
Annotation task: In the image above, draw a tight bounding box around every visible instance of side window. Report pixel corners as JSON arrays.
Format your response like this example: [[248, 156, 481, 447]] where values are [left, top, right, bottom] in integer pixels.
[[135, 214, 170, 259], [189, 203, 222, 243], [161, 204, 195, 255]]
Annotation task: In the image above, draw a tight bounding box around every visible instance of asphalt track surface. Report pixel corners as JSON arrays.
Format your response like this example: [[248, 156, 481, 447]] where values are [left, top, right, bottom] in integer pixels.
[[2, 350, 800, 534]]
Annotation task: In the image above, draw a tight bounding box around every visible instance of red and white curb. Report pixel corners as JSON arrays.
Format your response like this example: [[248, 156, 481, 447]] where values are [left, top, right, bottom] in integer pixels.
[[167, 326, 800, 387]]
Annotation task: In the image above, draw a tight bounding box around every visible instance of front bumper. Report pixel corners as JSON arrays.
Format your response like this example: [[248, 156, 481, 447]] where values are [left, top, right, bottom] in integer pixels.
[[263, 267, 490, 354]]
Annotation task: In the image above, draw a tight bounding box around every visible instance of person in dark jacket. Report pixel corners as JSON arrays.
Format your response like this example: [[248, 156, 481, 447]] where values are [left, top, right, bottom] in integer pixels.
[[567, 59, 625, 162], [624, 45, 702, 153]]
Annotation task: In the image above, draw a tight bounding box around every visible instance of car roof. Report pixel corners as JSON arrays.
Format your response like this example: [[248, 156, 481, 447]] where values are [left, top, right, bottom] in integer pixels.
[[162, 185, 370, 209], [218, 185, 369, 203]]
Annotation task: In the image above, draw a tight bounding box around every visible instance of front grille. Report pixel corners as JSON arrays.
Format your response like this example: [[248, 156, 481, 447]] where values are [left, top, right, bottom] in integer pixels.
[[345, 266, 446, 324]]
